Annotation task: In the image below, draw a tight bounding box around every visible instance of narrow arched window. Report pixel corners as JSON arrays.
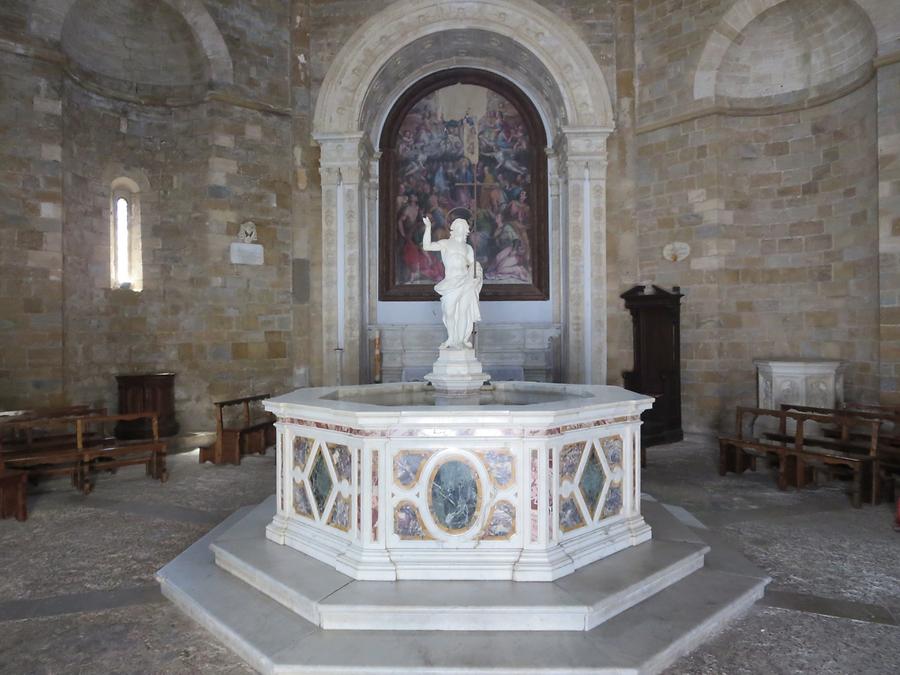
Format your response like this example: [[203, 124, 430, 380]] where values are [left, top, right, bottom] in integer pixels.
[[115, 197, 130, 284], [110, 177, 143, 291]]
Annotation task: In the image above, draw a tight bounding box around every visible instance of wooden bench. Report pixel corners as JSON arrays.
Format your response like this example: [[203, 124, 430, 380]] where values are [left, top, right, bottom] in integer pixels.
[[1, 412, 167, 495], [719, 407, 879, 507], [779, 403, 898, 445], [74, 413, 168, 494], [1, 416, 90, 489], [0, 407, 106, 454], [201, 394, 276, 465], [0, 457, 26, 521], [780, 403, 900, 502], [0, 405, 95, 423]]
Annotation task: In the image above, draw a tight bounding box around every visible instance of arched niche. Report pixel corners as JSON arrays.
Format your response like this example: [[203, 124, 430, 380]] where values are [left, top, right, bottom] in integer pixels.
[[29, 0, 233, 87], [312, 0, 614, 388], [694, 0, 877, 107], [377, 68, 550, 303]]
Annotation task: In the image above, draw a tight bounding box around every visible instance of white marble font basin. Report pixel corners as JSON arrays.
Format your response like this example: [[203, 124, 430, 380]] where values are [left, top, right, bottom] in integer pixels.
[[264, 381, 654, 581]]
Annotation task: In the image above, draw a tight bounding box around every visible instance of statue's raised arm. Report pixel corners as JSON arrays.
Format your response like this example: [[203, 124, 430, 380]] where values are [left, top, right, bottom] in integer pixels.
[[421, 216, 443, 252]]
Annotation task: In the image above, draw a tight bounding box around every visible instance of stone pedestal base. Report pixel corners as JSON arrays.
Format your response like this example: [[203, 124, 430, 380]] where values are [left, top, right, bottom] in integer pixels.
[[424, 347, 490, 394]]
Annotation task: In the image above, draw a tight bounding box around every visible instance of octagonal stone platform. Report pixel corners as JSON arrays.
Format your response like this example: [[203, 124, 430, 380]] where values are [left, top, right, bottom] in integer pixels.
[[158, 496, 770, 674], [212, 498, 707, 632]]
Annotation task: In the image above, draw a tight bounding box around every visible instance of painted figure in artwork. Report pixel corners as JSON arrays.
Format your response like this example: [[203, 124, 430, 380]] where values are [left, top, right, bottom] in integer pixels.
[[422, 216, 483, 349], [392, 83, 534, 287]]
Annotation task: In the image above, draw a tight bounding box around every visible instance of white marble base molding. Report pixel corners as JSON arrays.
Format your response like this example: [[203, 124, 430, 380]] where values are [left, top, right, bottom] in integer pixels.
[[264, 382, 654, 581]]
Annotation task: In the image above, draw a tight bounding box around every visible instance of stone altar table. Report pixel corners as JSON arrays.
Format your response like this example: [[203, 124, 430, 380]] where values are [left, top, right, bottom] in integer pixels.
[[755, 359, 847, 411]]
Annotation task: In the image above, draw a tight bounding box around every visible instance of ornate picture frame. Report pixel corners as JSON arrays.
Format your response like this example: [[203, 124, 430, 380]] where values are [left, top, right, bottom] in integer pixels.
[[378, 69, 549, 301]]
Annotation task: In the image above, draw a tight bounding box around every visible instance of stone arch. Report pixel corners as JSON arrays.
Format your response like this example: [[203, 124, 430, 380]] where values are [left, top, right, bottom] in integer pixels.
[[359, 29, 567, 148], [693, 0, 876, 102], [312, 0, 614, 388], [313, 0, 614, 134], [29, 0, 233, 85]]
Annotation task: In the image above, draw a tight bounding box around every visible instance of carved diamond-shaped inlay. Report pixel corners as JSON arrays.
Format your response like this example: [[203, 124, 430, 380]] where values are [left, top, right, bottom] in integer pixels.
[[579, 447, 605, 519], [309, 449, 333, 517]]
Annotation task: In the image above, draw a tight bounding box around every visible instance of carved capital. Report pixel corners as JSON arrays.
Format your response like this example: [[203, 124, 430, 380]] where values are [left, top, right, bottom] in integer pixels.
[[314, 131, 366, 170], [559, 126, 610, 166]]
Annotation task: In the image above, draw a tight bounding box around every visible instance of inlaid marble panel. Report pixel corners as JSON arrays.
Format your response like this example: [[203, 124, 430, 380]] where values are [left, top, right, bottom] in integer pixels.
[[548, 453, 555, 540], [530, 450, 539, 543], [579, 447, 605, 518], [559, 496, 585, 532], [328, 493, 352, 532], [329, 443, 352, 483], [560, 441, 585, 482], [293, 436, 314, 471], [429, 459, 481, 532], [394, 451, 429, 487], [394, 501, 429, 539], [371, 449, 379, 541], [293, 481, 313, 518], [481, 449, 515, 488], [600, 435, 623, 470], [482, 500, 516, 540], [356, 451, 362, 533], [601, 482, 623, 519], [309, 450, 333, 517]]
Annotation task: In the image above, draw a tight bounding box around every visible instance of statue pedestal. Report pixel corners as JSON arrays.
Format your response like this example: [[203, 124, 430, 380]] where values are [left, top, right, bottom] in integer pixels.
[[424, 347, 490, 394]]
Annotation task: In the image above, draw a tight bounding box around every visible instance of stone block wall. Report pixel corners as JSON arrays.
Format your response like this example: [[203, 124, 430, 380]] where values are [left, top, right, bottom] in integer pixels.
[[290, 0, 318, 389], [205, 0, 292, 105], [633, 0, 890, 431], [605, 0, 640, 387], [633, 0, 722, 129], [717, 83, 880, 417], [0, 1, 296, 431], [59, 85, 294, 430], [0, 50, 65, 408], [635, 116, 724, 431], [878, 61, 900, 407]]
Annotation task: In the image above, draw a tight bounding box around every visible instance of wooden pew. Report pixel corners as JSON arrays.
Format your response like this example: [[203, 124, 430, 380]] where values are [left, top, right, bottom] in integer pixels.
[[1, 416, 89, 488], [201, 394, 276, 465], [719, 407, 878, 507], [75, 413, 168, 494], [1, 412, 167, 495], [0, 407, 106, 453], [0, 453, 26, 521], [779, 402, 900, 501]]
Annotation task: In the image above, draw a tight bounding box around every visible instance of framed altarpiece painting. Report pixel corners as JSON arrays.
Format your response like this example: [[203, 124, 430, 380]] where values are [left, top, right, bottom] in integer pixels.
[[379, 69, 549, 301]]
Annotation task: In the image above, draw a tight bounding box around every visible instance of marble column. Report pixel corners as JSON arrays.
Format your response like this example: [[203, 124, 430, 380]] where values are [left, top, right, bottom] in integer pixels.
[[314, 132, 366, 385], [560, 127, 611, 385]]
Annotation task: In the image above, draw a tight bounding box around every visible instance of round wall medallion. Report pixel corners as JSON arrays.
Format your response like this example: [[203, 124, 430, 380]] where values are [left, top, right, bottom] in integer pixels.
[[429, 459, 481, 532], [662, 241, 691, 262]]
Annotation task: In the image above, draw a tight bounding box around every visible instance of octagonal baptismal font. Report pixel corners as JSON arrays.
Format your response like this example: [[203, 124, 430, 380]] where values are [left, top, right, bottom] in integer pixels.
[[264, 381, 653, 581], [157, 213, 769, 670]]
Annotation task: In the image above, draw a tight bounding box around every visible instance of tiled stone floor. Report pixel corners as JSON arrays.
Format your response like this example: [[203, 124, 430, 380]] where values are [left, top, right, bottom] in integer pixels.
[[0, 438, 898, 674]]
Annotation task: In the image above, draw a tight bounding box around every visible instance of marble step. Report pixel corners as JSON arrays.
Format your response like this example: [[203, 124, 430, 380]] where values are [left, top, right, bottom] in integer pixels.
[[157, 505, 768, 674], [210, 499, 708, 631]]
